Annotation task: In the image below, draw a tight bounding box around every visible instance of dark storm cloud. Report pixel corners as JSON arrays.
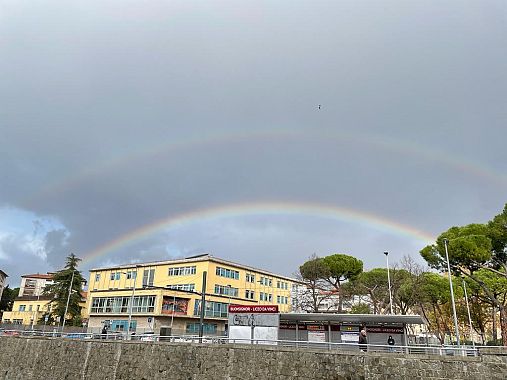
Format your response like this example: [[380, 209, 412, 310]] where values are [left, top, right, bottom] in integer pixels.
[[0, 1, 506, 281]]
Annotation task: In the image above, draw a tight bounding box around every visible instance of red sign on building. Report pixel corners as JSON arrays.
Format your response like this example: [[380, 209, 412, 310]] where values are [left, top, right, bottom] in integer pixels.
[[228, 305, 279, 313]]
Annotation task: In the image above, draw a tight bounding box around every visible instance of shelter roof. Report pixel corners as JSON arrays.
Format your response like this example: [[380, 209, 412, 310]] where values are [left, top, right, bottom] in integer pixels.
[[281, 313, 426, 325]]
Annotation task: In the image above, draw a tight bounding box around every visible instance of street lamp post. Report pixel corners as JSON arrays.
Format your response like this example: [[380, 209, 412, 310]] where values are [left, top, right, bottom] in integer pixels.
[[61, 270, 75, 331], [31, 283, 41, 330], [462, 277, 475, 348], [125, 270, 138, 338], [384, 252, 394, 314], [443, 238, 460, 347], [227, 285, 232, 309], [170, 293, 176, 330]]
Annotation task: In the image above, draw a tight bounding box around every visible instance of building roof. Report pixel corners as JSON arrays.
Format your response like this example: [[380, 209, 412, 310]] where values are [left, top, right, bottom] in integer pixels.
[[281, 313, 427, 325], [89, 253, 301, 283], [0, 270, 8, 278], [21, 273, 54, 280]]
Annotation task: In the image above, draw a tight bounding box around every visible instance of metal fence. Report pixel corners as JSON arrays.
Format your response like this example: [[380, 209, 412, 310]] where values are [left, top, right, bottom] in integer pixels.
[[0, 328, 483, 357]]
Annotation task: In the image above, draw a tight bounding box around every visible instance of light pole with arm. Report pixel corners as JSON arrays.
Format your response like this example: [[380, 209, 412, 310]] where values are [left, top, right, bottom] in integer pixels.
[[462, 276, 475, 348], [61, 270, 75, 331], [443, 238, 460, 347], [384, 252, 394, 314], [125, 269, 138, 338]]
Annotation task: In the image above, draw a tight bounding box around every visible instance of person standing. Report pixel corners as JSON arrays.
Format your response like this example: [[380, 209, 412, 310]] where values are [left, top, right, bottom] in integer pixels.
[[359, 329, 368, 352], [387, 335, 395, 352]]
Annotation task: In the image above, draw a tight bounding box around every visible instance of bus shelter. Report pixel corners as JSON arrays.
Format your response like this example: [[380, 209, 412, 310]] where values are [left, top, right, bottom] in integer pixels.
[[279, 314, 426, 347]]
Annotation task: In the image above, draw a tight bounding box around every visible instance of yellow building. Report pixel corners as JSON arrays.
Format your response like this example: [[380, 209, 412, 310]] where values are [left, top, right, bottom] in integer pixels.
[[1, 272, 89, 327], [86, 254, 298, 335]]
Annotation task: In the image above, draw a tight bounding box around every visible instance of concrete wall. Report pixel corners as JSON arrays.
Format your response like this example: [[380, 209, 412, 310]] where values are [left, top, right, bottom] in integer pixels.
[[1, 336, 506, 380]]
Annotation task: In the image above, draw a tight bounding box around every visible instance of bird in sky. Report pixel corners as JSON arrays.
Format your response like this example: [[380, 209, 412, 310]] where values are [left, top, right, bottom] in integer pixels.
[[318, 104, 321, 110]]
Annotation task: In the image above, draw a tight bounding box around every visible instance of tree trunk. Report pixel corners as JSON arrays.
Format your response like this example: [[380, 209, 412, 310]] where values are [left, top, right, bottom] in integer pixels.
[[499, 305, 507, 346], [492, 306, 497, 342], [432, 304, 445, 344]]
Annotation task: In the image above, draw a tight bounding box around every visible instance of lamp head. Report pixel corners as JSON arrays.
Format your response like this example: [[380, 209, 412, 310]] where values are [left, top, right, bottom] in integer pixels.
[[384, 251, 388, 256]]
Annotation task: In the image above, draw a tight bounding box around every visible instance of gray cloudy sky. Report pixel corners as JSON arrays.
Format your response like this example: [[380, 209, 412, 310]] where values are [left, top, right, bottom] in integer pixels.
[[1, 0, 506, 287]]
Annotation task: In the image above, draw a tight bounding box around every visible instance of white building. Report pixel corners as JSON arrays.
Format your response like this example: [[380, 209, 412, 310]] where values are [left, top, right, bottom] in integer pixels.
[[19, 273, 54, 297], [0, 270, 8, 301]]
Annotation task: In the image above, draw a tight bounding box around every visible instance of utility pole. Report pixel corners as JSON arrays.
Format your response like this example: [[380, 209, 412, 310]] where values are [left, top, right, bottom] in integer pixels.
[[61, 270, 75, 331], [170, 293, 176, 331], [384, 252, 394, 314], [126, 273, 136, 338], [443, 238, 460, 347], [462, 277, 475, 348], [199, 271, 207, 342]]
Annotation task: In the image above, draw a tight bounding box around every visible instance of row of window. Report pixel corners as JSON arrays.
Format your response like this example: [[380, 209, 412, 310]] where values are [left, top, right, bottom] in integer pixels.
[[167, 284, 195, 292], [168, 266, 196, 276], [186, 322, 217, 334], [18, 305, 42, 312], [94, 267, 293, 291], [216, 266, 240, 280], [90, 296, 156, 314], [193, 300, 228, 318], [214, 284, 238, 297], [96, 270, 137, 283]]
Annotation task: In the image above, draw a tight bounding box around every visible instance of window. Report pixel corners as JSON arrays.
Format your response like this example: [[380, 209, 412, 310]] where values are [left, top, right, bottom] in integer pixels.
[[260, 277, 273, 286], [214, 285, 238, 297], [19, 305, 26, 311], [109, 320, 137, 332], [95, 273, 101, 282], [142, 269, 155, 287], [277, 281, 288, 289], [186, 323, 217, 334], [110, 272, 120, 281], [126, 271, 137, 280], [246, 273, 255, 283], [245, 290, 255, 300], [215, 267, 239, 280], [90, 296, 156, 314], [260, 293, 272, 302], [277, 296, 288, 304], [167, 284, 195, 292], [28, 305, 33, 311], [168, 266, 196, 276], [193, 300, 228, 318]]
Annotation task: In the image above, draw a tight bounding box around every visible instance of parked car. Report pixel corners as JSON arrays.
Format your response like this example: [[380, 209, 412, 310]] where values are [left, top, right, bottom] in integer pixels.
[[2, 330, 20, 336], [140, 331, 156, 342]]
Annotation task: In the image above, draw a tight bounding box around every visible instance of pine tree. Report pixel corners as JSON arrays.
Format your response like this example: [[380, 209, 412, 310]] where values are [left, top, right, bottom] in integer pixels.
[[44, 253, 86, 326]]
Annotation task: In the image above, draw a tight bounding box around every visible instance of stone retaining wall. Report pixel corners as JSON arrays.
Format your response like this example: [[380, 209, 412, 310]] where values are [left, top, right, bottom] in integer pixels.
[[1, 336, 506, 380]]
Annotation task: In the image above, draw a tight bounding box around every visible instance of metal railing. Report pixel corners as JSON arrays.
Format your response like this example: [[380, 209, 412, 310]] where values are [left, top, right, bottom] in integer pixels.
[[0, 328, 482, 357]]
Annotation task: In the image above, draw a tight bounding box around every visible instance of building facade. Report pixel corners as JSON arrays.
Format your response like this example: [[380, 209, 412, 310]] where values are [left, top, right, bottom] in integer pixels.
[[0, 270, 7, 302], [1, 273, 88, 326], [19, 273, 54, 297], [86, 254, 298, 335], [1, 273, 54, 325]]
